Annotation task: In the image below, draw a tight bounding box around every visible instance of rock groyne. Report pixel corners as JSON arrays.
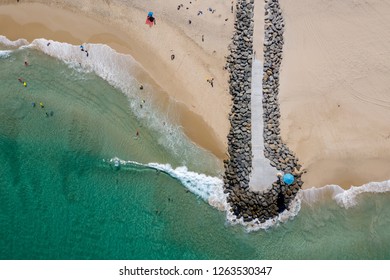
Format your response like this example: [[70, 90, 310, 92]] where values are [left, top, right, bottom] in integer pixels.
[[224, 0, 304, 224]]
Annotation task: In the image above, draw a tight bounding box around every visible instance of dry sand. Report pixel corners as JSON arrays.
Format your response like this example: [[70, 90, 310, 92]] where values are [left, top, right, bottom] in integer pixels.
[[279, 0, 390, 188], [0, 0, 236, 159]]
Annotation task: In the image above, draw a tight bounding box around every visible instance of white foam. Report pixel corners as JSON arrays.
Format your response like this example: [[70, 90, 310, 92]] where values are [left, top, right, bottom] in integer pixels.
[[109, 157, 228, 211], [0, 50, 13, 58], [226, 196, 302, 232], [301, 180, 390, 209], [108, 157, 302, 230], [0, 35, 29, 48], [26, 38, 215, 166]]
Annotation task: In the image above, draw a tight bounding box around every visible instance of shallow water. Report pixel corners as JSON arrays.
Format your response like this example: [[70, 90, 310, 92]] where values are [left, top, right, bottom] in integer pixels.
[[1, 45, 390, 260]]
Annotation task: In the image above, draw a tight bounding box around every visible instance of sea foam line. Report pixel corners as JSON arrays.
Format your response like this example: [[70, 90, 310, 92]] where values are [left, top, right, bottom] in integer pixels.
[[108, 157, 303, 231], [24, 38, 217, 168], [0, 50, 12, 58], [0, 35, 29, 48], [300, 180, 390, 209], [109, 157, 228, 211]]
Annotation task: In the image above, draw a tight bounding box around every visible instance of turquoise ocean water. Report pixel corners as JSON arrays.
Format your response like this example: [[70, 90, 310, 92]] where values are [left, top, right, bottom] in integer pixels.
[[1, 40, 390, 259]]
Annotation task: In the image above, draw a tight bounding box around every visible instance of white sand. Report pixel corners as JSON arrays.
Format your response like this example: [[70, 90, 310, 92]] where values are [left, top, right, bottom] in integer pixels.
[[279, 0, 390, 188]]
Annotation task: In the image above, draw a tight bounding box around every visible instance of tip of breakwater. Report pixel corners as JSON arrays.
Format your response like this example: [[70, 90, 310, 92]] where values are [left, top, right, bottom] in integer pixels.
[[223, 0, 304, 225]]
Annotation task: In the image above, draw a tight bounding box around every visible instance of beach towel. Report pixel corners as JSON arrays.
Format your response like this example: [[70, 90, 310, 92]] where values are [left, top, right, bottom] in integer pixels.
[[145, 17, 154, 27]]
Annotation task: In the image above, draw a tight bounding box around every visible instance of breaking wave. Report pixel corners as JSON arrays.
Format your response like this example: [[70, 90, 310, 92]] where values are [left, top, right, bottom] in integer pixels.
[[107, 157, 302, 231], [1, 35, 219, 170], [0, 35, 29, 48], [0, 50, 12, 58], [301, 180, 390, 209]]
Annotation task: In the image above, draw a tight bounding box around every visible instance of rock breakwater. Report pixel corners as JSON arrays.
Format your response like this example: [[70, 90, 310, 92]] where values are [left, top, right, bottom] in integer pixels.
[[223, 0, 304, 224]]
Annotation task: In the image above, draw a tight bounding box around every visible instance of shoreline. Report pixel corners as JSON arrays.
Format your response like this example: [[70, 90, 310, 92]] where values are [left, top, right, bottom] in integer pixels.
[[0, 1, 234, 160]]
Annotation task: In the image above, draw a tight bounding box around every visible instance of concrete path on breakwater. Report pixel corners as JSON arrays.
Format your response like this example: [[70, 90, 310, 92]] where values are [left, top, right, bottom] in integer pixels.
[[249, 59, 278, 192]]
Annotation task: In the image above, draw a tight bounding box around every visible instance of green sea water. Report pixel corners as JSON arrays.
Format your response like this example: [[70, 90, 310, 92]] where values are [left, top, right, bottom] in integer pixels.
[[1, 47, 390, 260]]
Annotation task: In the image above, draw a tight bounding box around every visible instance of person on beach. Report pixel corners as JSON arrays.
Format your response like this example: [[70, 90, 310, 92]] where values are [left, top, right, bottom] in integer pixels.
[[136, 130, 140, 138], [24, 61, 29, 66], [18, 78, 23, 83], [171, 54, 175, 60], [80, 45, 84, 51], [202, 35, 204, 42], [207, 78, 214, 87], [40, 102, 44, 108]]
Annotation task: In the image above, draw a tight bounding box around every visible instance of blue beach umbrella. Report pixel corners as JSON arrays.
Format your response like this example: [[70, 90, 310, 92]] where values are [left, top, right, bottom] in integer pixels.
[[283, 173, 294, 185], [148, 11, 154, 17]]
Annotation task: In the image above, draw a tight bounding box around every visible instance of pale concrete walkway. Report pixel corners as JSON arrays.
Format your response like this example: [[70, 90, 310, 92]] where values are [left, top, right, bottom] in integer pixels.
[[249, 1, 278, 192], [249, 59, 278, 192]]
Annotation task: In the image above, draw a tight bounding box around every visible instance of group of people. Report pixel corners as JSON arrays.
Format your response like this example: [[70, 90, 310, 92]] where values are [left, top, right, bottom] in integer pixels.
[[207, 78, 214, 87], [19, 60, 54, 118], [80, 45, 89, 57]]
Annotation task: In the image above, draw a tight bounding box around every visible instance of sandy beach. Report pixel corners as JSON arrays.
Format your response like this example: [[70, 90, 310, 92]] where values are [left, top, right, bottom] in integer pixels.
[[0, 0, 235, 159], [279, 0, 390, 188]]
